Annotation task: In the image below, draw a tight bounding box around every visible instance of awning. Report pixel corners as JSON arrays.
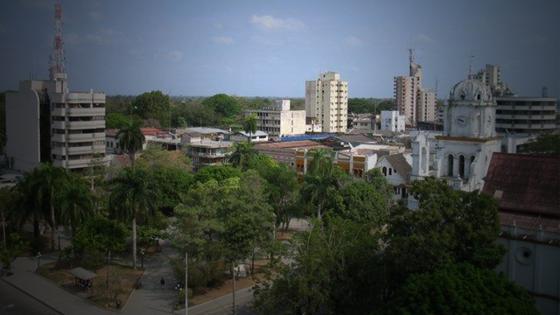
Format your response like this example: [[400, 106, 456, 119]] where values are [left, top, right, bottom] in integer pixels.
[[70, 267, 97, 280]]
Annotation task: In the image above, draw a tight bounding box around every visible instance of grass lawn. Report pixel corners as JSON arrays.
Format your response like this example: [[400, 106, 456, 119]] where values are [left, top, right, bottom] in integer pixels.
[[38, 262, 143, 310]]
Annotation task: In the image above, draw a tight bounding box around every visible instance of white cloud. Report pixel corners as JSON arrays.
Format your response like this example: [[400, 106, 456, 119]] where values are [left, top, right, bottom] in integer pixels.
[[346, 35, 364, 47], [250, 15, 305, 31], [212, 36, 234, 45], [66, 29, 124, 46]]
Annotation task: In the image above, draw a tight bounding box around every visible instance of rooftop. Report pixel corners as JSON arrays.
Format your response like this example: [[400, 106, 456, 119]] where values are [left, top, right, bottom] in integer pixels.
[[482, 153, 560, 218], [185, 127, 230, 135]]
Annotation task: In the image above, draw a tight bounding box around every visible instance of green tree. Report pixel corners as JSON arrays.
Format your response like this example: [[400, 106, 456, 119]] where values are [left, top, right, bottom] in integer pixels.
[[259, 163, 301, 230], [106, 112, 134, 129], [384, 263, 539, 315], [131, 91, 172, 127], [302, 149, 348, 219], [253, 217, 385, 315], [58, 173, 94, 240], [202, 94, 241, 119], [73, 215, 128, 264], [109, 167, 156, 269], [243, 114, 258, 143], [326, 179, 390, 225], [23, 164, 69, 250], [385, 177, 505, 287], [117, 120, 145, 166], [519, 134, 560, 154], [229, 142, 258, 170], [193, 165, 242, 183]]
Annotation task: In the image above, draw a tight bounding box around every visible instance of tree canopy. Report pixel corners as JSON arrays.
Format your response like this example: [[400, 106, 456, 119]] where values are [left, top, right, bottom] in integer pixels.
[[201, 94, 241, 119], [131, 91, 172, 127], [519, 133, 560, 155]]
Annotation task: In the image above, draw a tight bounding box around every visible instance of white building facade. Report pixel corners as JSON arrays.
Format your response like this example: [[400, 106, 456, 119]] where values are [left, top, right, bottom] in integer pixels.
[[410, 78, 501, 192], [305, 72, 348, 133], [246, 100, 306, 137], [380, 110, 406, 133]]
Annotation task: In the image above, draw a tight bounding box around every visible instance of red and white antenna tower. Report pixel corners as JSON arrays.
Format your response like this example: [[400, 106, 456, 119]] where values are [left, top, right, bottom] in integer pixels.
[[49, 0, 65, 79]]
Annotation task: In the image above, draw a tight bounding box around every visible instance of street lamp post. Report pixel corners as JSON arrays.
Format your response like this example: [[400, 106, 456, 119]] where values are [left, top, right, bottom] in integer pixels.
[[35, 252, 42, 272], [140, 248, 145, 269], [185, 251, 188, 315]]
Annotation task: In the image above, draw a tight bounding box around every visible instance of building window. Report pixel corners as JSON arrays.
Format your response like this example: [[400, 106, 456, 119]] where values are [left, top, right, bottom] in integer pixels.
[[388, 168, 392, 175], [459, 155, 465, 178], [448, 154, 454, 177], [382, 167, 387, 176]]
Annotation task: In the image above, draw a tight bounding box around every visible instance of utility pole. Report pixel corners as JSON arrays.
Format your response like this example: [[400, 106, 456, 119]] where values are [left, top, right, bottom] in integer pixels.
[[185, 252, 188, 315], [232, 262, 237, 315]]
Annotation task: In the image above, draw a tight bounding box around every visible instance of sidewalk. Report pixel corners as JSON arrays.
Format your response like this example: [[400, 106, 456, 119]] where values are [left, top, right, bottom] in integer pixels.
[[122, 240, 178, 315], [2, 255, 115, 315]]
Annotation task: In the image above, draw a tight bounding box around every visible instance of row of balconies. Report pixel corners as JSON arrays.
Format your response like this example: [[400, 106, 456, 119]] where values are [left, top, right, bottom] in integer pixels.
[[51, 144, 105, 156], [52, 132, 105, 143], [496, 105, 556, 111], [52, 107, 106, 117], [52, 120, 105, 130], [52, 158, 98, 169], [496, 114, 556, 120], [495, 123, 557, 129]]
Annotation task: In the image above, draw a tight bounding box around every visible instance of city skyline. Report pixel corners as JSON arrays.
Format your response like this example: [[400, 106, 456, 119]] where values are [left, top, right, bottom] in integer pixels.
[[1, 0, 559, 98]]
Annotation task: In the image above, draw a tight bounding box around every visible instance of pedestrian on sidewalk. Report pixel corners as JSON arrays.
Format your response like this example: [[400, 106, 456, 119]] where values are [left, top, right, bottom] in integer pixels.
[[160, 277, 165, 289]]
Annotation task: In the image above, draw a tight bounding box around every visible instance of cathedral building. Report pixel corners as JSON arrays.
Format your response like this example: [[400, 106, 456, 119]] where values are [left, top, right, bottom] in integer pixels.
[[410, 77, 501, 192]]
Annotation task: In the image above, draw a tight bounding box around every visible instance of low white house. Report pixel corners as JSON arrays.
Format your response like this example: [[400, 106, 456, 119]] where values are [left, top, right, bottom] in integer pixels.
[[380, 110, 406, 133], [376, 153, 412, 200], [230, 130, 269, 143]]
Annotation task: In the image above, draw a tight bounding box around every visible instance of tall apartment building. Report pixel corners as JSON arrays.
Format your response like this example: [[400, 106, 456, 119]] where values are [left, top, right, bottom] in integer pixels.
[[305, 72, 348, 133], [246, 99, 306, 137], [394, 50, 437, 126], [5, 1, 106, 172], [473, 64, 511, 97]]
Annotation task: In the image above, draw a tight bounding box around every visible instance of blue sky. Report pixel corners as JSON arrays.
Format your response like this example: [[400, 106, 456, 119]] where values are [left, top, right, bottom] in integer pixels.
[[1, 0, 559, 98]]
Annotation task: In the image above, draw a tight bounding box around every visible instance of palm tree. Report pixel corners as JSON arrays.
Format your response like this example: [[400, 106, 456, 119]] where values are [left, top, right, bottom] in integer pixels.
[[11, 172, 41, 242], [117, 120, 145, 166], [109, 167, 155, 269], [243, 115, 257, 143], [302, 149, 344, 219], [229, 142, 257, 170], [58, 174, 94, 241]]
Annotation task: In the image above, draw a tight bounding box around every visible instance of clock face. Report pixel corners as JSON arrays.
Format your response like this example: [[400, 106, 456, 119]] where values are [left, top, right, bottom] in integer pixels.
[[456, 115, 467, 126]]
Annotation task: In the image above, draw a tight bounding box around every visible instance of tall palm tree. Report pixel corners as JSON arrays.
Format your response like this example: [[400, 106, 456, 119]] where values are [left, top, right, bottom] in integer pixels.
[[117, 120, 145, 166], [229, 142, 257, 170], [58, 174, 94, 241], [243, 115, 257, 143], [31, 164, 68, 250], [109, 167, 155, 269], [11, 172, 42, 243], [302, 149, 343, 219]]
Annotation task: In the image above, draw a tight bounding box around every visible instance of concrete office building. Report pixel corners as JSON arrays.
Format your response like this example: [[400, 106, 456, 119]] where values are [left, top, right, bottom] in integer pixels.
[[380, 110, 406, 133], [246, 100, 306, 137], [6, 75, 107, 171], [495, 97, 557, 134], [5, 1, 106, 172], [394, 50, 437, 126], [305, 72, 348, 133]]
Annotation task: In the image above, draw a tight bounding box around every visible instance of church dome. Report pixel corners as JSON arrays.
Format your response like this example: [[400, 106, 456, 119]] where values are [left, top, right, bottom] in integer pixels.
[[449, 79, 492, 103]]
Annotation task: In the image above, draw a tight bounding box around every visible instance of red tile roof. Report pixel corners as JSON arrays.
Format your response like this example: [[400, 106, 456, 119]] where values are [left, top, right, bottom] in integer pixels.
[[140, 128, 161, 137], [482, 153, 560, 218]]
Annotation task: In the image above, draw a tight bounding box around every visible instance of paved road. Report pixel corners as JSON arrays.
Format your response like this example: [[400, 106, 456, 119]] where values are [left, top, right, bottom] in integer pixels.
[[186, 287, 255, 315], [0, 279, 60, 315]]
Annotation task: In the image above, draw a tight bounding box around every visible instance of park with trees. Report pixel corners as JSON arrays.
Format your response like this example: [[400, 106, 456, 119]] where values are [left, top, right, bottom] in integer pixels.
[[0, 91, 543, 314]]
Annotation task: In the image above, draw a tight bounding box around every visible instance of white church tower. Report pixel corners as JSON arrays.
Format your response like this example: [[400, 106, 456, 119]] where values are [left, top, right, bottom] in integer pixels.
[[410, 78, 501, 192]]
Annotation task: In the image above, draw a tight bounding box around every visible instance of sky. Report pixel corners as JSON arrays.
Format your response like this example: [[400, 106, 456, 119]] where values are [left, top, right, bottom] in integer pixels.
[[1, 0, 559, 98]]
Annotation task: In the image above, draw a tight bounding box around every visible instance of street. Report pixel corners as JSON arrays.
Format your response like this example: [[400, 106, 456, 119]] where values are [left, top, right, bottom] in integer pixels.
[[0, 279, 60, 315]]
